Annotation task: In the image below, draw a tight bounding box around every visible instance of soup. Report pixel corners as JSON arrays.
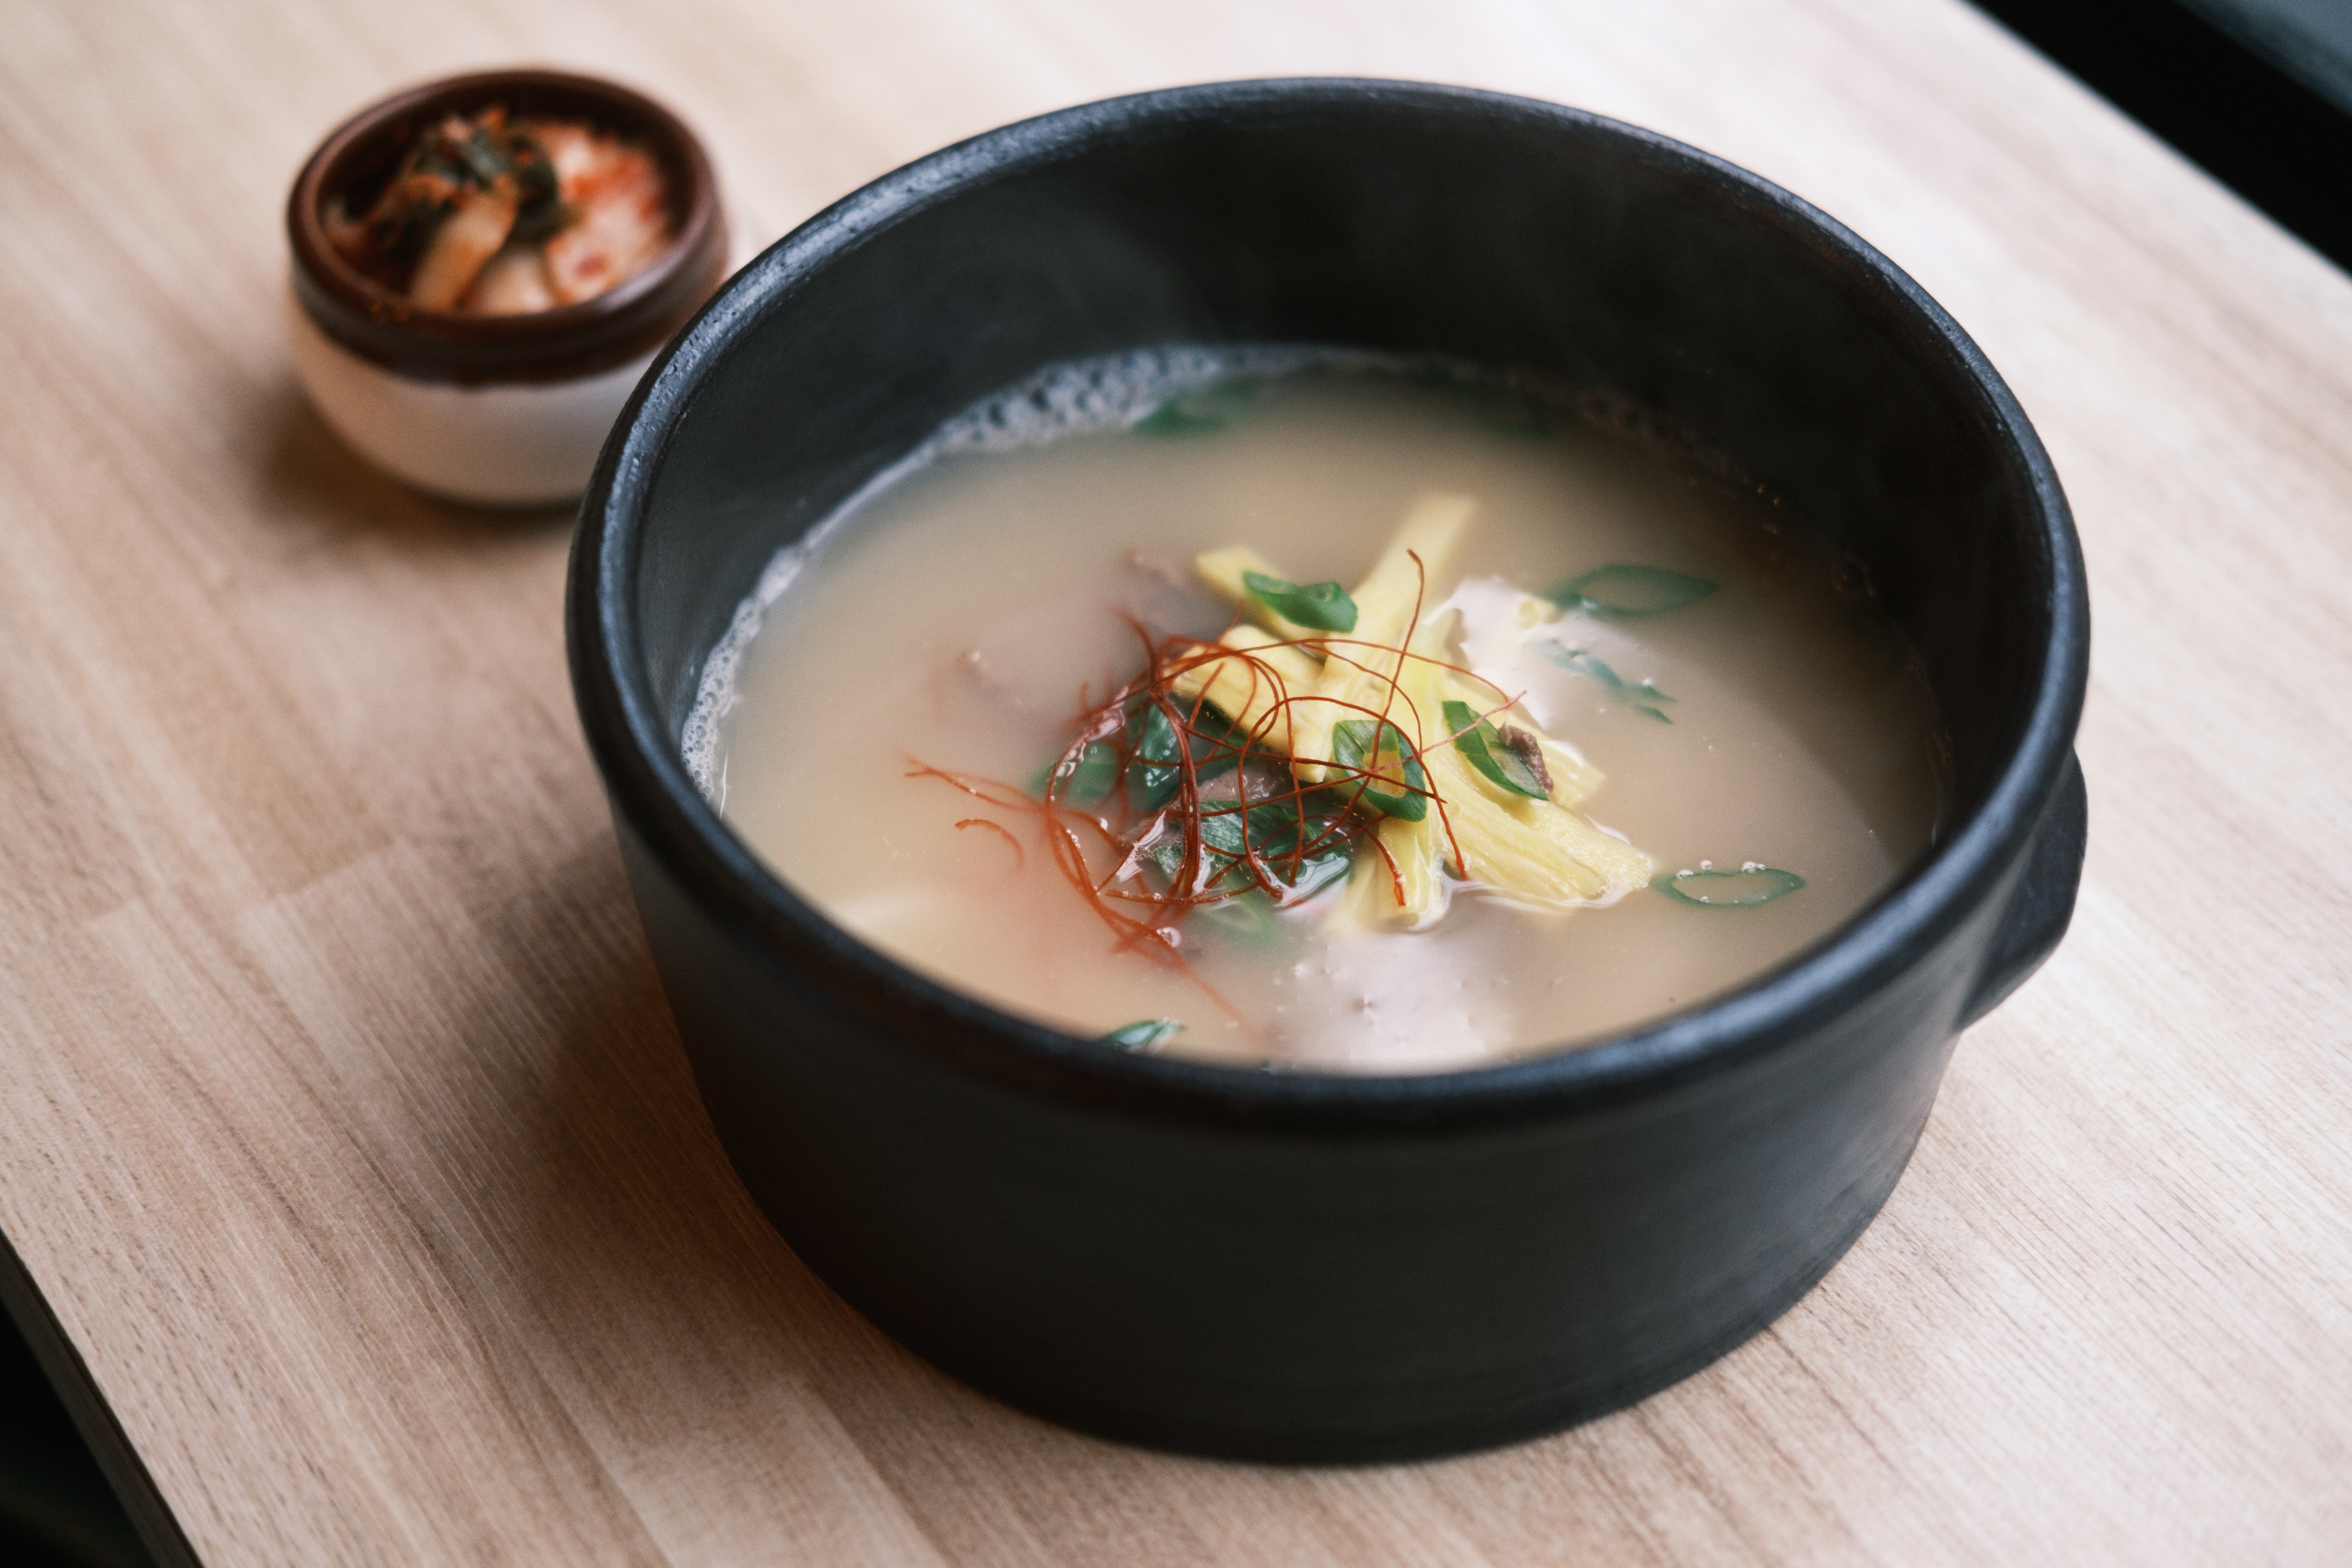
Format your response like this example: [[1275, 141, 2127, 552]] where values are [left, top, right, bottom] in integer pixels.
[[693, 358, 1944, 1072]]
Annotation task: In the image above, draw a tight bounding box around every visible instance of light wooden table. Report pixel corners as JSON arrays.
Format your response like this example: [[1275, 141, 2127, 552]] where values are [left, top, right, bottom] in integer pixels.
[[5, 0, 2349, 1563]]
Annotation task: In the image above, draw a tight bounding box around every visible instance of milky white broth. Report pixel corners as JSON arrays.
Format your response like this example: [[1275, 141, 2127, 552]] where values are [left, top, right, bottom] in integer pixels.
[[705, 370, 1943, 1072]]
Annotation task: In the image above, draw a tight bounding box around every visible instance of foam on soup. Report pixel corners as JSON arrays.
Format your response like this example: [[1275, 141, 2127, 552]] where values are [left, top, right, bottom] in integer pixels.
[[690, 355, 1945, 1072]]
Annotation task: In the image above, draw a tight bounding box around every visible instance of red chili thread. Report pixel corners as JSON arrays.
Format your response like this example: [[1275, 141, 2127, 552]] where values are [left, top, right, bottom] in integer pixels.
[[910, 554, 1533, 961], [953, 817, 1025, 871]]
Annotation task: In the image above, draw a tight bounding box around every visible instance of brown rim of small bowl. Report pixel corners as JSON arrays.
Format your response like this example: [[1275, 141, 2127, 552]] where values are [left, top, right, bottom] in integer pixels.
[[288, 68, 728, 386]]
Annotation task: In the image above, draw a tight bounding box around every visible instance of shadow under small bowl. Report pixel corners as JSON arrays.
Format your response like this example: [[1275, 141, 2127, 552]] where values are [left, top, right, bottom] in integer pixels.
[[569, 79, 2090, 1462], [287, 68, 727, 505]]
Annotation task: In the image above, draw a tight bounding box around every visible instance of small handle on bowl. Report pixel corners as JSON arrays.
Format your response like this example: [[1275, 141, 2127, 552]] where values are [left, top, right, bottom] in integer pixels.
[[1961, 749, 2087, 1028]]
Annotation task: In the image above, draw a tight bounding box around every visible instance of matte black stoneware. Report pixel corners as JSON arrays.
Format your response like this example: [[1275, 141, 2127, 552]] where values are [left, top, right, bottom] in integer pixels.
[[568, 80, 2089, 1462]]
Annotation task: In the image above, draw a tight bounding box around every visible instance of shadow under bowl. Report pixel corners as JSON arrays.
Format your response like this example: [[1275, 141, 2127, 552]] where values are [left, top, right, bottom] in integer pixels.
[[567, 78, 2089, 1462]]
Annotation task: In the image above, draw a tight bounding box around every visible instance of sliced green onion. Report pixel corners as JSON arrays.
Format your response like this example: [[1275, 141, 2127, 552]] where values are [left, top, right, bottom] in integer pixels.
[[1539, 645, 1677, 723], [1441, 699, 1548, 799], [1241, 570, 1358, 633], [1652, 867, 1806, 907], [1133, 382, 1255, 436], [1196, 798, 1356, 898], [1059, 738, 1120, 804], [1552, 564, 1717, 618], [1331, 717, 1430, 820], [1100, 1018, 1184, 1050]]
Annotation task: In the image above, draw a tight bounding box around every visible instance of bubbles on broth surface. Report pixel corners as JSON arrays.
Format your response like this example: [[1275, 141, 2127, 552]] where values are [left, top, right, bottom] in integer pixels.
[[691, 351, 1947, 1073], [687, 346, 1484, 795]]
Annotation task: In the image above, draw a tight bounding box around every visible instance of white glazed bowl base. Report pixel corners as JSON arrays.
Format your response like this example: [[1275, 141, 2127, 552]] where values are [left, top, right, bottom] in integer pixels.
[[287, 291, 650, 507]]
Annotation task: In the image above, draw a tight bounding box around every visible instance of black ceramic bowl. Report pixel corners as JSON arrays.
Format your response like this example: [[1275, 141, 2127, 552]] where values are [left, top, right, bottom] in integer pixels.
[[569, 79, 2089, 1462]]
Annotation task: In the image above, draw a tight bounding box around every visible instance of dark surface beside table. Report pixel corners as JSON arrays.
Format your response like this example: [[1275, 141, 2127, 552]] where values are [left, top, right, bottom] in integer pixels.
[[0, 1311, 153, 1566], [1973, 0, 2352, 270], [0, 1235, 167, 1568]]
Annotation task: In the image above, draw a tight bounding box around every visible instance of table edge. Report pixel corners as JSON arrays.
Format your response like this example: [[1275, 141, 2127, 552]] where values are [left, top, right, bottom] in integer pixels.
[[2, 1231, 202, 1568]]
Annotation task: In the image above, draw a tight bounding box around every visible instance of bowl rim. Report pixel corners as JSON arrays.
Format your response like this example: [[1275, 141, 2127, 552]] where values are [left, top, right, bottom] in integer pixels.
[[568, 77, 2089, 1132], [286, 66, 727, 384]]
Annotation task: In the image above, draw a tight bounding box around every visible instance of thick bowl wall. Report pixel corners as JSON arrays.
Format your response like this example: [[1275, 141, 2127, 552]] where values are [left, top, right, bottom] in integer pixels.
[[570, 80, 2089, 1461]]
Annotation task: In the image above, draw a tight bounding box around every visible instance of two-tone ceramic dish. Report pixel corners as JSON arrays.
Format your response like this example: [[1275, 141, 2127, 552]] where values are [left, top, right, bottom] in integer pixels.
[[287, 69, 726, 506], [568, 79, 2089, 1461]]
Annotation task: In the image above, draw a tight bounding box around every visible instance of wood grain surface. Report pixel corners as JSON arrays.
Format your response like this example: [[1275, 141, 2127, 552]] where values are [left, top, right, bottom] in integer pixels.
[[4, 0, 2350, 1562]]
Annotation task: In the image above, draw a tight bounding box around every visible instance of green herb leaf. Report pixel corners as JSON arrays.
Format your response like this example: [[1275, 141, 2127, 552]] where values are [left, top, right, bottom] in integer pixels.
[[1194, 888, 1283, 945], [1060, 738, 1120, 804], [1552, 564, 1717, 618], [1133, 381, 1255, 437], [1196, 801, 1308, 864], [1276, 836, 1355, 902], [1130, 794, 1355, 909], [1100, 1018, 1184, 1050], [1196, 798, 1356, 899], [458, 124, 515, 188], [1141, 835, 1187, 883], [1441, 700, 1549, 799], [1540, 646, 1677, 723], [1652, 867, 1806, 907], [1330, 718, 1431, 820], [1122, 700, 1245, 813], [1241, 570, 1358, 633], [506, 133, 565, 236], [1125, 703, 1183, 813]]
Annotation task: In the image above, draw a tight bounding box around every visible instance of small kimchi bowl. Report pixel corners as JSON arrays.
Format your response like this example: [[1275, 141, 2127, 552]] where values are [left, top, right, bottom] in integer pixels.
[[286, 69, 726, 506]]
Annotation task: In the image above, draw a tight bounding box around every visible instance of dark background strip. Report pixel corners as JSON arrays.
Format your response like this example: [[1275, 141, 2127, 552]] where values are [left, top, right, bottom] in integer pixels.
[[0, 1234, 176, 1568], [1971, 0, 2352, 270]]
